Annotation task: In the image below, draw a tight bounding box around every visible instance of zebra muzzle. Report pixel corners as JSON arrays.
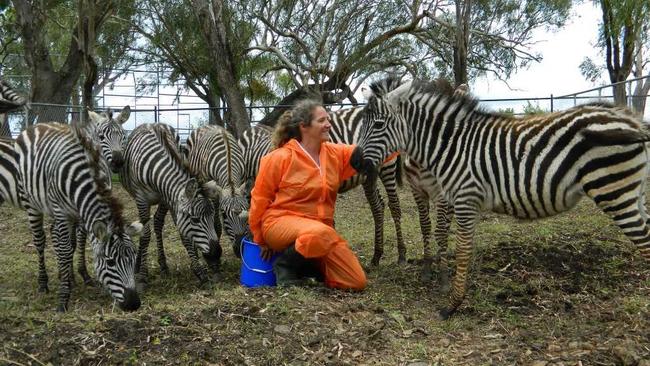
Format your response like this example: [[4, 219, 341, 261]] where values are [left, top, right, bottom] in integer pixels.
[[118, 288, 141, 311]]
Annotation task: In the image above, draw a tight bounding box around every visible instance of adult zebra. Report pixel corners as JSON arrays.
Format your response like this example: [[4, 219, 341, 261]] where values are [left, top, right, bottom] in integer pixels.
[[185, 125, 249, 258], [14, 122, 142, 312], [351, 78, 650, 318], [119, 123, 220, 285], [239, 78, 406, 265]]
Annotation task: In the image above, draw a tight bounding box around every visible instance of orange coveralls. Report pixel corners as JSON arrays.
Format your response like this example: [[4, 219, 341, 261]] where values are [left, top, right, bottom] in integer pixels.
[[249, 139, 366, 290]]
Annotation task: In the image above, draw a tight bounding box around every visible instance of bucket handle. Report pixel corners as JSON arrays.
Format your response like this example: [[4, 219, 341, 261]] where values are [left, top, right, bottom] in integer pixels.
[[241, 238, 275, 274]]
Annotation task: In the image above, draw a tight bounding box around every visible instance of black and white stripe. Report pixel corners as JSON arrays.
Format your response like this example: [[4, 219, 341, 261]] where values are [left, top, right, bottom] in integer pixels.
[[14, 123, 141, 312], [186, 125, 249, 258], [0, 79, 26, 113], [119, 123, 220, 284], [353, 78, 650, 317], [0, 137, 21, 207]]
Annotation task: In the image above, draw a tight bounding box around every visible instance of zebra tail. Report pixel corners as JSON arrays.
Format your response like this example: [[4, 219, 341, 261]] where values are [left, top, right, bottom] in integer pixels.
[[581, 128, 650, 146]]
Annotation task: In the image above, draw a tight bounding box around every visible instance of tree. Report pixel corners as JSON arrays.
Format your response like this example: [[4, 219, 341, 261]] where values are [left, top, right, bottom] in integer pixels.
[[418, 0, 572, 87], [10, 0, 130, 124], [580, 0, 650, 108], [249, 0, 435, 126]]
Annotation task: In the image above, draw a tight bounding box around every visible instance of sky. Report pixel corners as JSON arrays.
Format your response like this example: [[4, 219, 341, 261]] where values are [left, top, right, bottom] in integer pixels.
[[471, 2, 607, 113]]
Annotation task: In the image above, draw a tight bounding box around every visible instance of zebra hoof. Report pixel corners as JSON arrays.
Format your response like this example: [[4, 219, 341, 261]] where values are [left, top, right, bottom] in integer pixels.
[[420, 269, 434, 283], [370, 255, 381, 267], [438, 307, 456, 320], [159, 266, 170, 277], [56, 304, 68, 312], [38, 285, 49, 293]]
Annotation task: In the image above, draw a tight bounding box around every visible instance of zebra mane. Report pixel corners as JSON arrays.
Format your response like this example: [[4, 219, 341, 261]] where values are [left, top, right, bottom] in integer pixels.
[[70, 123, 125, 230], [219, 127, 237, 195], [368, 76, 403, 97], [154, 124, 211, 194]]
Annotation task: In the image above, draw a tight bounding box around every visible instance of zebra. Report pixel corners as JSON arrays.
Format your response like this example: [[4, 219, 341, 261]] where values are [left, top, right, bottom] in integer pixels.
[[351, 77, 650, 318], [119, 123, 221, 284], [0, 137, 21, 207], [185, 125, 249, 258], [13, 122, 142, 311], [1, 79, 27, 138], [238, 78, 406, 265], [71, 106, 131, 284]]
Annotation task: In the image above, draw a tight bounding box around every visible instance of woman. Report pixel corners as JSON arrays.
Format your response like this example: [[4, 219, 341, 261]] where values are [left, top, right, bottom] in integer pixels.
[[248, 99, 367, 290]]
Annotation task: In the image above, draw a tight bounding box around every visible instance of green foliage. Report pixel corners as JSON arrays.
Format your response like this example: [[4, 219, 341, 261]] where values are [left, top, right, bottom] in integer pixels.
[[522, 101, 547, 115], [497, 107, 516, 116]]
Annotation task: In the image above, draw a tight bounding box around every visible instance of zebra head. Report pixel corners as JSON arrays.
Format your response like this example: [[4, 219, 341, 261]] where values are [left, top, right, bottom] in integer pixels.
[[91, 220, 143, 311], [205, 181, 250, 259], [176, 178, 222, 266], [351, 81, 413, 183], [88, 106, 130, 173]]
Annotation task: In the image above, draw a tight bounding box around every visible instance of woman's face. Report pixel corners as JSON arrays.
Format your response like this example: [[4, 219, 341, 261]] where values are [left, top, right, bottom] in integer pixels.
[[300, 106, 331, 143]]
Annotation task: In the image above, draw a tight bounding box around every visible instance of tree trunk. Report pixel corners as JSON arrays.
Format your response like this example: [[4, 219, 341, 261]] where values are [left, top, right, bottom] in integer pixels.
[[453, 0, 471, 87], [631, 38, 650, 117], [190, 0, 250, 137]]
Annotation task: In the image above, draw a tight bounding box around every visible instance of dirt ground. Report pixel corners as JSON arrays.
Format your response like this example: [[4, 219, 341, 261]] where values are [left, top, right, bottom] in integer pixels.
[[0, 184, 648, 365]]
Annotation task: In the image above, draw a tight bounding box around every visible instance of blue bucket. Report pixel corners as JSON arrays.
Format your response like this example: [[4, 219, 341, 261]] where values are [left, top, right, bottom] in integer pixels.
[[240, 238, 280, 287]]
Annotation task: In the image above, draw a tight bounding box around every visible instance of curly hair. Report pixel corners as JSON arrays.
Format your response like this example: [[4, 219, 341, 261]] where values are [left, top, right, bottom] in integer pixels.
[[271, 99, 323, 149]]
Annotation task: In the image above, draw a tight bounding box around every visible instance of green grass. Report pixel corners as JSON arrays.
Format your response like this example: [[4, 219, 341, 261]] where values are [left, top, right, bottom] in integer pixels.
[[0, 183, 648, 365]]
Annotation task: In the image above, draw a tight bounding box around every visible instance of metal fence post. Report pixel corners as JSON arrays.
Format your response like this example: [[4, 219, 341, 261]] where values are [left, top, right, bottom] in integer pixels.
[[550, 94, 553, 112]]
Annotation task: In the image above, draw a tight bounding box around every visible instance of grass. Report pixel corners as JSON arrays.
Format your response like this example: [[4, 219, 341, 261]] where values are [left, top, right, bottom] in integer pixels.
[[0, 182, 648, 365]]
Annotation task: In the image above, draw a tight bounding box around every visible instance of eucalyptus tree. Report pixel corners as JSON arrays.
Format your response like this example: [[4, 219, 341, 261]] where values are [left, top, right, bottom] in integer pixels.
[[580, 0, 650, 113], [416, 0, 572, 87], [247, 0, 437, 126], [8, 0, 137, 124]]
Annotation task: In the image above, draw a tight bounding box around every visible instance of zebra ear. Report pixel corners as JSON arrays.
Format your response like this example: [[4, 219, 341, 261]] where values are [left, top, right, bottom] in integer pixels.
[[117, 106, 131, 124], [88, 110, 103, 124], [385, 80, 413, 109], [361, 86, 374, 100], [185, 178, 200, 199], [92, 221, 110, 242], [202, 180, 222, 199], [125, 221, 144, 237]]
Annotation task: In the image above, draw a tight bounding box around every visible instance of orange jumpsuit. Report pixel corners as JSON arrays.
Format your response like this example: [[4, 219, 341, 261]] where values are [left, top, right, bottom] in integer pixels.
[[249, 139, 367, 290]]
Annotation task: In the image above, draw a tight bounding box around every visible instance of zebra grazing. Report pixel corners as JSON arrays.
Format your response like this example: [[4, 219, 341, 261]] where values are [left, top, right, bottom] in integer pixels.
[[14, 122, 142, 311], [239, 124, 273, 197], [120, 123, 220, 284], [352, 78, 650, 318], [238, 78, 406, 265], [185, 125, 249, 257], [72, 106, 131, 283]]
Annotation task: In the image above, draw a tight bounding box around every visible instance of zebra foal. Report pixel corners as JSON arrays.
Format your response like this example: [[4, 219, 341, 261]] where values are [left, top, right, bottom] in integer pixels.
[[14, 122, 142, 311], [185, 125, 250, 258], [119, 123, 220, 285], [352, 78, 650, 318]]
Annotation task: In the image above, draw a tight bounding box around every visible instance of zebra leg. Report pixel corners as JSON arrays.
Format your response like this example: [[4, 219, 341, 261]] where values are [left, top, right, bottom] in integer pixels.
[[362, 181, 386, 266], [27, 209, 49, 293], [51, 220, 75, 312], [181, 237, 211, 284], [440, 200, 479, 320], [590, 187, 650, 261], [380, 170, 406, 264], [153, 204, 170, 276], [134, 200, 152, 284], [75, 226, 93, 285], [433, 196, 453, 291], [411, 187, 433, 281], [205, 198, 222, 273]]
